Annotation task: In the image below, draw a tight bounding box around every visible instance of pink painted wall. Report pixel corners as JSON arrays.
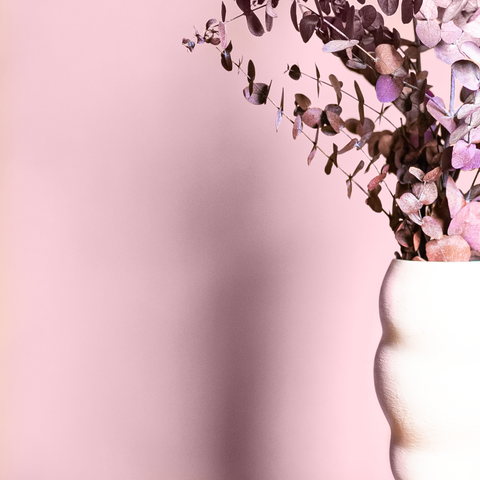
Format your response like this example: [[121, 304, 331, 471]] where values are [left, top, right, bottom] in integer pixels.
[[2, 1, 404, 479]]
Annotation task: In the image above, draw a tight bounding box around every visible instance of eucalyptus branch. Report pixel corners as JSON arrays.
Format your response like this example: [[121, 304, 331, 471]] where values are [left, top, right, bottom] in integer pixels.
[[186, 0, 480, 260], [296, 69, 398, 130]]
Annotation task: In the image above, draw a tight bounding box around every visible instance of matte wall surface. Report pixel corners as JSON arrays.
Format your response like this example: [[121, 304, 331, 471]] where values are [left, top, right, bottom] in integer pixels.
[[3, 1, 403, 479]]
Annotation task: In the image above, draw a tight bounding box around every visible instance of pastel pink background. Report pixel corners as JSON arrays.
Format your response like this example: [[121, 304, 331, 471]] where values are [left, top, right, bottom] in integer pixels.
[[1, 1, 410, 479]]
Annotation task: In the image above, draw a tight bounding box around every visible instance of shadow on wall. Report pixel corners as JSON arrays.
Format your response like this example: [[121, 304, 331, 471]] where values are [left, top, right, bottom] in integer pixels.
[[180, 136, 281, 479]]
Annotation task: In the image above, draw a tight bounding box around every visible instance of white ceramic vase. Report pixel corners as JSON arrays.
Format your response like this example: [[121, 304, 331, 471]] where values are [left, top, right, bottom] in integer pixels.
[[374, 259, 480, 480]]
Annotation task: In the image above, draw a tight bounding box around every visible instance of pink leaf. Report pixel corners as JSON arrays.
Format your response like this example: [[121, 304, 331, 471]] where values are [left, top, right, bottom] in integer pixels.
[[434, 41, 464, 65], [452, 60, 480, 91], [218, 21, 228, 49], [426, 235, 471, 261], [424, 166, 442, 182], [446, 176, 466, 218], [448, 202, 480, 251], [422, 215, 443, 239], [302, 108, 322, 128], [441, 21, 462, 44], [416, 20, 441, 48], [461, 41, 480, 65], [374, 44, 404, 75], [452, 139, 480, 171], [293, 114, 302, 139], [456, 103, 480, 120], [426, 97, 456, 133], [326, 111, 345, 133], [463, 17, 480, 37], [397, 192, 424, 215], [367, 172, 387, 191], [412, 181, 438, 205], [409, 166, 425, 181]]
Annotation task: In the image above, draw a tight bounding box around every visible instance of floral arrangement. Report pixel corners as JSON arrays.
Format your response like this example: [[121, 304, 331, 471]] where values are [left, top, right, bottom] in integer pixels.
[[183, 0, 480, 261]]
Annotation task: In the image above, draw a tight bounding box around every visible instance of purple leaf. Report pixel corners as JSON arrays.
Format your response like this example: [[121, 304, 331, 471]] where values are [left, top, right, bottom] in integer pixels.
[[376, 74, 403, 103]]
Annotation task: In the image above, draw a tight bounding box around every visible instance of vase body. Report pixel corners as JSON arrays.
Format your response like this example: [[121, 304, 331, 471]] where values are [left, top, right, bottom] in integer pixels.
[[374, 259, 480, 480]]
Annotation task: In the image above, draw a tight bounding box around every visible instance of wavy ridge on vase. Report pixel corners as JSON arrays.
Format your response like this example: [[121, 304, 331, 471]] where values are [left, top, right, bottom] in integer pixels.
[[374, 259, 480, 480]]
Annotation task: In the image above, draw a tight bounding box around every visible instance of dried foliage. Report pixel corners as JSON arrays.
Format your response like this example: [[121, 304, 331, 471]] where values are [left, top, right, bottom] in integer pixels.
[[184, 0, 480, 261]]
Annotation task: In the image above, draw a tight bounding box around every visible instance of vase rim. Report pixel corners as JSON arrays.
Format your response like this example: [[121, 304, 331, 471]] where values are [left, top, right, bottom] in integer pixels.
[[390, 258, 480, 268]]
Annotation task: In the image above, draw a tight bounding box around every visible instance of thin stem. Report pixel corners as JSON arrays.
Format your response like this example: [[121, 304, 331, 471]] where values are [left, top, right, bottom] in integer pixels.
[[450, 70, 455, 115], [470, 169, 480, 193]]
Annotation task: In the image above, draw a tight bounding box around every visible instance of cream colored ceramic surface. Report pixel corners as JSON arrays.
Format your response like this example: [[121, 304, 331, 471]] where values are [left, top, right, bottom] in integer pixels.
[[375, 259, 480, 480]]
